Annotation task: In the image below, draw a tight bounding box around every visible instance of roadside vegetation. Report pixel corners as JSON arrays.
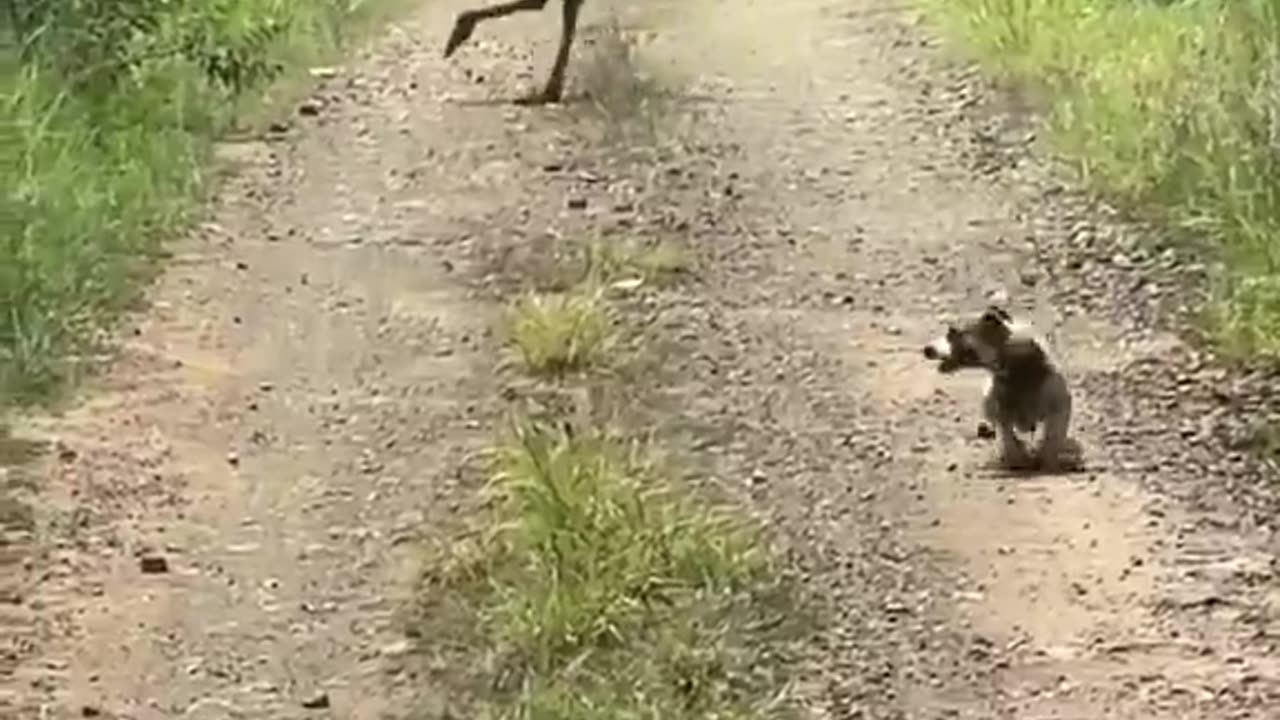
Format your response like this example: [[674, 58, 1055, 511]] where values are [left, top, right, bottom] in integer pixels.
[[924, 0, 1280, 359], [415, 416, 802, 719], [0, 0, 399, 404]]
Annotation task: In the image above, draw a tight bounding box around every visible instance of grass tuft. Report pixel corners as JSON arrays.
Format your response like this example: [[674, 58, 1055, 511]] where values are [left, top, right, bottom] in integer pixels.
[[628, 239, 694, 282], [583, 236, 694, 289], [923, 0, 1280, 360], [507, 287, 614, 377], [415, 419, 801, 719]]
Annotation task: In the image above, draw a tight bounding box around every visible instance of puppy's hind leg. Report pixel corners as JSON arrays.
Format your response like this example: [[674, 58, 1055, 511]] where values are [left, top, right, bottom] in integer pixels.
[[997, 422, 1035, 470], [1035, 407, 1075, 473], [984, 384, 1033, 470]]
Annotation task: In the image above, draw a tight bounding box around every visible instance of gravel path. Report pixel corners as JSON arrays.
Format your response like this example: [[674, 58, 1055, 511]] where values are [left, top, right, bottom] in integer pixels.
[[3, 1, 1278, 718]]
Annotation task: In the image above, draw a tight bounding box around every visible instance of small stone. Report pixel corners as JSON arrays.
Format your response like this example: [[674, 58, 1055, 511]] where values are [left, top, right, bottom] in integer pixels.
[[884, 600, 910, 614], [301, 692, 331, 710], [139, 556, 169, 574], [567, 197, 588, 210], [81, 706, 101, 718], [381, 639, 413, 658]]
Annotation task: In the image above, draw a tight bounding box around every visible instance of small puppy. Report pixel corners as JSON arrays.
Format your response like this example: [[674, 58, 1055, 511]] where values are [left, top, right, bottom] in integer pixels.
[[923, 306, 1082, 472]]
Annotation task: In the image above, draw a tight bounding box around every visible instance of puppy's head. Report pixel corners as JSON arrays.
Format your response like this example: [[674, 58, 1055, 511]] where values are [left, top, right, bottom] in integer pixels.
[[922, 305, 1014, 374]]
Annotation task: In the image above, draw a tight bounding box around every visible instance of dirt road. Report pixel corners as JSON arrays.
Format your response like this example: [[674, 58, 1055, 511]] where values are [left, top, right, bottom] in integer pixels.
[[3, 0, 1279, 718]]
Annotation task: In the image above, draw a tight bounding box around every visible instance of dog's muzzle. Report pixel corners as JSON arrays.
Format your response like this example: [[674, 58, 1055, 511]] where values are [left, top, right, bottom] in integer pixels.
[[922, 336, 951, 362], [923, 333, 969, 374]]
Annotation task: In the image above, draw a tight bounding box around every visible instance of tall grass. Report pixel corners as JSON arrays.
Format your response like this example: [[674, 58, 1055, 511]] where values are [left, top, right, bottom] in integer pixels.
[[0, 0, 393, 404], [416, 420, 802, 719], [925, 0, 1280, 359]]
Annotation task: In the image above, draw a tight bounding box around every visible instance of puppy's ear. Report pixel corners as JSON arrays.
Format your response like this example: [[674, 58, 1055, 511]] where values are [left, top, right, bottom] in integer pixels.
[[975, 307, 1013, 348], [982, 305, 1012, 325]]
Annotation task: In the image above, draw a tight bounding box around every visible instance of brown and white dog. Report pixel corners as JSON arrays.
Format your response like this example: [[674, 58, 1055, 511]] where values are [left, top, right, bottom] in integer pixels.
[[923, 305, 1083, 472]]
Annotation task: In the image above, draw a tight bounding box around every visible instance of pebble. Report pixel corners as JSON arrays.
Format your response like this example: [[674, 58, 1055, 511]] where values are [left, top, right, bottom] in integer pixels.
[[380, 640, 412, 658], [139, 556, 169, 574], [301, 692, 331, 710]]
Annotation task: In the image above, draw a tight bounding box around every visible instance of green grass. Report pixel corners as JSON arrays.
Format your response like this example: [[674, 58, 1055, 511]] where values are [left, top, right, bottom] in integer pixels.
[[507, 287, 616, 377], [583, 236, 695, 288], [415, 419, 802, 719], [502, 236, 693, 378], [923, 0, 1280, 359], [0, 0, 403, 405]]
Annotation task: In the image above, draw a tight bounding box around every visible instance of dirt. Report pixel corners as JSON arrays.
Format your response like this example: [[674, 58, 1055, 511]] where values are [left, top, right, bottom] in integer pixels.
[[3, 0, 1280, 718]]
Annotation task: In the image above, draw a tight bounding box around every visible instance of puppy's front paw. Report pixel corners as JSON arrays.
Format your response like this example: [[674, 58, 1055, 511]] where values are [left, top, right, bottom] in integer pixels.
[[1036, 438, 1085, 473], [1000, 446, 1036, 471]]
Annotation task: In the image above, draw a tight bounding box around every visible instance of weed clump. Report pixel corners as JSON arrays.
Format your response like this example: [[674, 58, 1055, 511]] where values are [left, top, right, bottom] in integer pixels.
[[507, 288, 614, 376], [582, 236, 693, 288], [416, 420, 801, 719]]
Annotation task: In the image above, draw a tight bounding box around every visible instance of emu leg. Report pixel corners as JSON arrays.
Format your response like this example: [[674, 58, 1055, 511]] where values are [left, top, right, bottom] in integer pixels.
[[444, 0, 549, 58], [514, 0, 582, 105]]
